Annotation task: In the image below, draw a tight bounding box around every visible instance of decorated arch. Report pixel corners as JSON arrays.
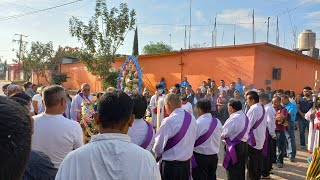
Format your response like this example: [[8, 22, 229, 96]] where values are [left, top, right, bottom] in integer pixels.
[[117, 55, 143, 93]]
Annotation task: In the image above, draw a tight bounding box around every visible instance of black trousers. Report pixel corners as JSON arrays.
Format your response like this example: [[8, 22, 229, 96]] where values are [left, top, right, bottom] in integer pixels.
[[192, 152, 218, 180], [261, 134, 274, 177], [160, 160, 190, 180], [247, 146, 263, 180], [225, 142, 248, 180]]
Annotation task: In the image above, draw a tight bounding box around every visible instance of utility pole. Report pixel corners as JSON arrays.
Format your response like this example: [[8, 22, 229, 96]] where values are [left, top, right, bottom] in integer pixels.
[[233, 20, 237, 45], [252, 9, 255, 43], [267, 17, 270, 43], [12, 34, 28, 80], [184, 25, 187, 49], [169, 34, 172, 46], [213, 15, 217, 47], [188, 0, 192, 49], [276, 16, 280, 46]]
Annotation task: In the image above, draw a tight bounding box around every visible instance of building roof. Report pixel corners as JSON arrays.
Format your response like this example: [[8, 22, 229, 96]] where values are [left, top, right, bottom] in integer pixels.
[[131, 42, 319, 62]]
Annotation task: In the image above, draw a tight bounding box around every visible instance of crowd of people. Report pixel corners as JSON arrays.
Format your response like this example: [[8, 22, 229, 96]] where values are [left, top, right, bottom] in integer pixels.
[[0, 77, 319, 180]]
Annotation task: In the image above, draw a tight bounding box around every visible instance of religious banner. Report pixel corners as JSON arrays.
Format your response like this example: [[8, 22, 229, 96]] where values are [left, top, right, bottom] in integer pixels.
[[117, 55, 143, 93]]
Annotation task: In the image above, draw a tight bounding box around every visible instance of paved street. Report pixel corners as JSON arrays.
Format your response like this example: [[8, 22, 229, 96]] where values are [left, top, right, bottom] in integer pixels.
[[216, 130, 309, 180]]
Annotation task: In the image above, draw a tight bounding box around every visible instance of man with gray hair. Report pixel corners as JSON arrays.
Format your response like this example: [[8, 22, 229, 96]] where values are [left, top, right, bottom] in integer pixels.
[[32, 85, 83, 169], [153, 93, 197, 180], [70, 83, 94, 121], [7, 84, 21, 96]]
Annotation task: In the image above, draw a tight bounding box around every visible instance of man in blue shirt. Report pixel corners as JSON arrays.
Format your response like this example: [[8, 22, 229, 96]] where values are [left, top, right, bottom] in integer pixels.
[[282, 95, 298, 162], [158, 77, 166, 90], [180, 76, 190, 88], [235, 78, 245, 95]]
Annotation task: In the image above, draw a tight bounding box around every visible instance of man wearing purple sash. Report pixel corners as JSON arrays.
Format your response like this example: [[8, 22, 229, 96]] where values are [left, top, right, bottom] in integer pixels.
[[128, 93, 155, 152], [259, 94, 276, 179], [70, 83, 94, 121], [221, 99, 249, 180], [245, 91, 267, 180], [193, 99, 222, 180], [153, 93, 197, 180]]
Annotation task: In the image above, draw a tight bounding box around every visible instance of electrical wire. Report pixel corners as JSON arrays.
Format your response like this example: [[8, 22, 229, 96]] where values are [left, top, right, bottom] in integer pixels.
[[0, 0, 84, 21], [0, 0, 89, 19]]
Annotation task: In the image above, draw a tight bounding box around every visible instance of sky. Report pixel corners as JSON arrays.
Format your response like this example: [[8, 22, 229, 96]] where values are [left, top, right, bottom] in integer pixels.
[[0, 0, 319, 63]]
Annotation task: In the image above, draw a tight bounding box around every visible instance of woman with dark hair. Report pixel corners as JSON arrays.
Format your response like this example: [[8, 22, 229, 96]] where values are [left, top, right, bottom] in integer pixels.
[[217, 90, 229, 124]]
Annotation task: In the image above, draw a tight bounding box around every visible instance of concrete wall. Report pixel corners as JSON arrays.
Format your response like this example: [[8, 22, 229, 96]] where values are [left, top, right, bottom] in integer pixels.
[[254, 45, 320, 93]]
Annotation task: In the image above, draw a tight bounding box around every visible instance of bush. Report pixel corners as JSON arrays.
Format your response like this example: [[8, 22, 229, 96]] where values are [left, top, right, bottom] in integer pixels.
[[103, 70, 119, 89], [51, 73, 69, 85]]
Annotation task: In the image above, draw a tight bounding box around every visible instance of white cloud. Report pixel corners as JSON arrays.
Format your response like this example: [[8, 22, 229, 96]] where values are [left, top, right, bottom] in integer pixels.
[[298, 0, 320, 3], [217, 9, 267, 31], [194, 10, 206, 23], [307, 11, 320, 18], [140, 26, 164, 36]]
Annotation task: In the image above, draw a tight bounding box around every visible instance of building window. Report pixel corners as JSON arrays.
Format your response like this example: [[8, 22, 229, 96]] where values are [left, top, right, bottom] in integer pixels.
[[272, 68, 281, 80]]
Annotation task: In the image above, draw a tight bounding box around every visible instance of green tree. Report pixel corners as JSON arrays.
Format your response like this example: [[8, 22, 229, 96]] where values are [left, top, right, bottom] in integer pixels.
[[0, 58, 7, 80], [69, 1, 136, 88], [132, 27, 139, 56], [143, 41, 173, 54], [25, 41, 54, 84]]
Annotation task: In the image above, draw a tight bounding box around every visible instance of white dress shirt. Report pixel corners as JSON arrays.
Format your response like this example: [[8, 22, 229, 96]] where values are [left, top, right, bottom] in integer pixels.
[[153, 108, 197, 161], [246, 103, 267, 150], [55, 133, 161, 180], [181, 102, 193, 115], [194, 113, 222, 155], [149, 94, 165, 127], [32, 94, 42, 111], [128, 118, 155, 152], [264, 102, 276, 137], [31, 114, 83, 168], [221, 110, 249, 142], [218, 86, 230, 93], [70, 93, 94, 121]]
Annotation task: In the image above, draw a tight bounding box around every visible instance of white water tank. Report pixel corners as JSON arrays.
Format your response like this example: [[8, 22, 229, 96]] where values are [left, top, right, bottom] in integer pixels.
[[298, 30, 316, 51]]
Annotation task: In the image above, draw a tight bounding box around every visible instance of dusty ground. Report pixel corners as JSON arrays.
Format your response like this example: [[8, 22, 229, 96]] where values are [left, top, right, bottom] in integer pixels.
[[216, 130, 309, 180]]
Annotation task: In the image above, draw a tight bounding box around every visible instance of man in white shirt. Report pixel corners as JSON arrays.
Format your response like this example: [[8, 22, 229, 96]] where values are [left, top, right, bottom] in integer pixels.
[[260, 93, 276, 179], [128, 93, 155, 152], [32, 85, 83, 169], [181, 95, 193, 115], [153, 93, 197, 180], [221, 99, 249, 180], [193, 99, 222, 180], [245, 91, 267, 180], [149, 84, 165, 128], [56, 91, 161, 180], [32, 86, 46, 114], [70, 83, 94, 121], [218, 80, 229, 93]]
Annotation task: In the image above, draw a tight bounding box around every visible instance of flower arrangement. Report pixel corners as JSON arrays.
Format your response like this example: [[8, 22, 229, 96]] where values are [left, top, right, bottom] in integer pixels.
[[77, 100, 99, 144], [117, 55, 142, 93]]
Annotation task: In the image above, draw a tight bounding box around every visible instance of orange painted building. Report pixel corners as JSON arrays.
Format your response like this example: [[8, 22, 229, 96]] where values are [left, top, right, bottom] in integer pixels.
[[33, 43, 320, 94]]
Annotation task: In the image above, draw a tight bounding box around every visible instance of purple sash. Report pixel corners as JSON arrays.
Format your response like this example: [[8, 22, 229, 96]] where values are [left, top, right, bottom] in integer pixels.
[[222, 116, 249, 169], [262, 129, 269, 157], [79, 92, 92, 103], [247, 105, 265, 147], [163, 111, 192, 152], [140, 121, 153, 149], [191, 117, 218, 168]]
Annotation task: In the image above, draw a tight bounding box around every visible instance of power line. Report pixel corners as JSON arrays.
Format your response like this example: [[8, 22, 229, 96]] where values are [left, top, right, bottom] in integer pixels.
[[137, 21, 266, 27], [0, 0, 84, 21], [0, 0, 89, 19], [271, 0, 316, 19]]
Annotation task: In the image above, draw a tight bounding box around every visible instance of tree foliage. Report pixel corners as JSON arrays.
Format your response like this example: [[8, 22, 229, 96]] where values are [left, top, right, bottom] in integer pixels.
[[0, 58, 7, 80], [24, 41, 54, 84], [69, 1, 136, 86], [132, 27, 139, 56], [143, 41, 173, 55]]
